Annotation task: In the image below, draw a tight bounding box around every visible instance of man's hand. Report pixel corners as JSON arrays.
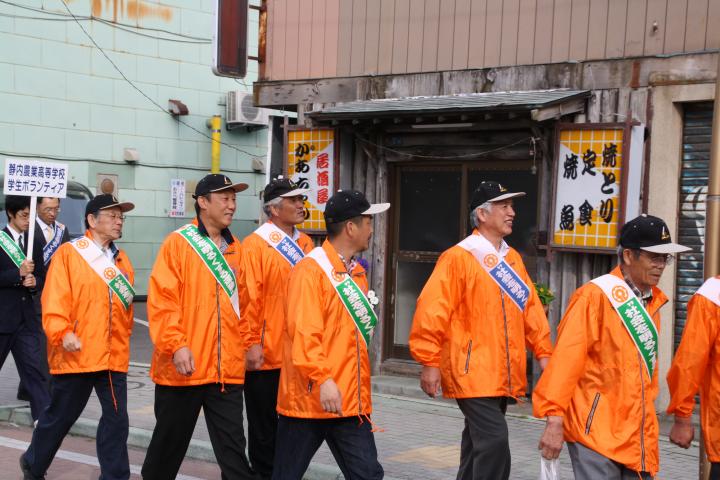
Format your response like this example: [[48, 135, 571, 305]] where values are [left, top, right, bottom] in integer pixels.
[[319, 378, 343, 415], [538, 416, 564, 459], [539, 357, 550, 371], [173, 346, 196, 376], [62, 332, 82, 352], [420, 366, 441, 398], [22, 273, 36, 289], [245, 344, 264, 371], [19, 259, 34, 277], [669, 416, 694, 449]]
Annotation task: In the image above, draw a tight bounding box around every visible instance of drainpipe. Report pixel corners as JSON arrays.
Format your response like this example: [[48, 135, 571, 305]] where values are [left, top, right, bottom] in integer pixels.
[[699, 53, 720, 480], [208, 115, 222, 173]]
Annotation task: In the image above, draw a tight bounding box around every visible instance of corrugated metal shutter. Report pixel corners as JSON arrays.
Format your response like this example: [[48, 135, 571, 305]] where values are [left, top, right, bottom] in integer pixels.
[[674, 102, 713, 350]]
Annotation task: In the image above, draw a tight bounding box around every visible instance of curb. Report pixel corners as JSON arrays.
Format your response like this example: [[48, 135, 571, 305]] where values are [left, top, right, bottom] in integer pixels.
[[0, 405, 402, 480]]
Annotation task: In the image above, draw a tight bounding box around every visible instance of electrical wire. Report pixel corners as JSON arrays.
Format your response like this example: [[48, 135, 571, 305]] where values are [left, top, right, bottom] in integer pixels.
[[0, 150, 255, 174], [0, 0, 211, 41], [57, 0, 266, 161], [354, 134, 533, 160]]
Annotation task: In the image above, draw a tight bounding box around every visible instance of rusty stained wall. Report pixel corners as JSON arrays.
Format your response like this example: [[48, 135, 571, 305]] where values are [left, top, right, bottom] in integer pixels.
[[345, 86, 649, 370], [263, 0, 720, 82]]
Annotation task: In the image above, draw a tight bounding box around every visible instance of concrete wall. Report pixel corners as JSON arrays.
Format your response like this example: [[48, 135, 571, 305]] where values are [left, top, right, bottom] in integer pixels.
[[0, 0, 267, 293]]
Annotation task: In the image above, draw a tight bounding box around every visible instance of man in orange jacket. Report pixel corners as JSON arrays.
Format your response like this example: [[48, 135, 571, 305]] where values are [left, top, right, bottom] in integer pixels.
[[21, 194, 136, 480], [666, 275, 720, 478], [239, 176, 314, 479], [141, 174, 258, 480], [271, 190, 389, 480], [409, 180, 552, 480], [534, 214, 690, 479]]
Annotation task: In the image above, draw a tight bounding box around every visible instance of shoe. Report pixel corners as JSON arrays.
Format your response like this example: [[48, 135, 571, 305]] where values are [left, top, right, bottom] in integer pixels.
[[19, 455, 45, 480]]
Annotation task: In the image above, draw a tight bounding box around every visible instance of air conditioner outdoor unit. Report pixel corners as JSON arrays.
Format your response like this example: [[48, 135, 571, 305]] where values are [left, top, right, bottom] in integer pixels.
[[226, 91, 270, 130]]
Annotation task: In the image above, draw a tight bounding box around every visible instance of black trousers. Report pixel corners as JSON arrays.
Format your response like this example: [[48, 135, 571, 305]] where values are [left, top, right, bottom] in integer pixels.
[[456, 397, 510, 480], [23, 371, 129, 480], [17, 304, 50, 401], [711, 463, 720, 480], [271, 414, 384, 480], [142, 383, 258, 480], [0, 319, 50, 420], [244, 369, 281, 479]]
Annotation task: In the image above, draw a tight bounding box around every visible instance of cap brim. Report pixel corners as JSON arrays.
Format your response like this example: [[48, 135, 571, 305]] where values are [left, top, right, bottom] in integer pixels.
[[489, 192, 526, 202], [100, 202, 135, 213], [279, 188, 311, 198], [641, 243, 692, 254], [362, 203, 391, 215], [210, 183, 249, 194]]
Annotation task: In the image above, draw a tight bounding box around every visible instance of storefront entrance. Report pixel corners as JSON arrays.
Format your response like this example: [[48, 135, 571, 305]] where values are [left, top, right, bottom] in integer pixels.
[[384, 160, 539, 361]]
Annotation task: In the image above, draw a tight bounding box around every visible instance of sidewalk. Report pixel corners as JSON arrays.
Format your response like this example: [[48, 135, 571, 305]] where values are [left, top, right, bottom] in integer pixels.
[[0, 359, 700, 479]]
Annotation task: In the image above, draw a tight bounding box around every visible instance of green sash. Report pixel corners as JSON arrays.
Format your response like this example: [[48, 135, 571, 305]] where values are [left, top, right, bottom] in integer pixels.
[[592, 274, 658, 377], [175, 224, 240, 320], [0, 230, 25, 268], [307, 247, 377, 347]]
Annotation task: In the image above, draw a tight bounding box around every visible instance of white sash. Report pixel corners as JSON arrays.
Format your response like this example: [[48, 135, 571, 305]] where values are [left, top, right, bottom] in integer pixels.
[[696, 277, 720, 308], [307, 247, 377, 347], [43, 222, 65, 265], [591, 274, 658, 377], [70, 237, 134, 309], [457, 233, 530, 312], [253, 222, 305, 266]]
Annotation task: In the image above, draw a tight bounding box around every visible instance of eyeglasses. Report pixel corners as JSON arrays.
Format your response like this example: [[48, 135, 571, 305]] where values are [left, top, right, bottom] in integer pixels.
[[40, 207, 61, 214], [97, 213, 126, 222], [637, 250, 675, 266], [15, 211, 30, 219]]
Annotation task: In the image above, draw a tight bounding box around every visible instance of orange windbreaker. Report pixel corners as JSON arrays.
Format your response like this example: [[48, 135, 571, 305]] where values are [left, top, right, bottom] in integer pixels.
[[277, 240, 373, 419], [409, 233, 552, 399], [147, 219, 250, 386], [42, 231, 135, 374], [667, 278, 720, 461], [533, 267, 668, 476], [239, 224, 314, 370]]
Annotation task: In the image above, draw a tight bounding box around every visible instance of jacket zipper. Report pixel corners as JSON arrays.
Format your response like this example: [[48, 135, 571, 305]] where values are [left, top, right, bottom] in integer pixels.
[[260, 320, 267, 347], [356, 331, 362, 414], [464, 340, 472, 374], [216, 283, 222, 383], [638, 351, 646, 471], [585, 393, 601, 434], [500, 292, 513, 394]]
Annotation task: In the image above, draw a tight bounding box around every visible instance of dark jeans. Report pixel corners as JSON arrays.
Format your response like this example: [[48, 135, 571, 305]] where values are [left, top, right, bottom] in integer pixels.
[[567, 442, 653, 479], [272, 414, 383, 480], [456, 397, 510, 480], [142, 383, 258, 480], [23, 371, 129, 480], [0, 319, 50, 420], [244, 369, 281, 479], [710, 462, 720, 480]]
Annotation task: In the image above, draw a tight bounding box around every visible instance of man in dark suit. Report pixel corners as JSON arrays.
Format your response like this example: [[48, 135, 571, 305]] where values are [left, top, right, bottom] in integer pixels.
[[0, 195, 50, 421], [17, 197, 69, 401]]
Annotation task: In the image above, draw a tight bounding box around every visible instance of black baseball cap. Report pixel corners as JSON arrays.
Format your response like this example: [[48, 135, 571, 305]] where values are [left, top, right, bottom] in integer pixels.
[[470, 181, 525, 210], [192, 174, 248, 199], [85, 194, 134, 217], [263, 176, 310, 203], [324, 190, 390, 224], [619, 214, 691, 254]]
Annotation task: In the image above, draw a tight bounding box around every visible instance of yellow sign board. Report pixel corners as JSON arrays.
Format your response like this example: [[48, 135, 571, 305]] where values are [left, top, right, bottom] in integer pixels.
[[286, 128, 335, 232], [552, 126, 625, 250]]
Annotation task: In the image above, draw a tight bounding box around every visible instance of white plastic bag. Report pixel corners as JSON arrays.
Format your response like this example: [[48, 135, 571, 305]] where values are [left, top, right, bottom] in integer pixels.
[[539, 457, 560, 480]]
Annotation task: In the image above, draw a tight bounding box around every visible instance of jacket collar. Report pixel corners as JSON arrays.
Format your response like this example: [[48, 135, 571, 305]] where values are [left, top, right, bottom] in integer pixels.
[[194, 217, 234, 245], [321, 239, 366, 276], [85, 229, 119, 259], [609, 266, 668, 313], [473, 229, 510, 256]]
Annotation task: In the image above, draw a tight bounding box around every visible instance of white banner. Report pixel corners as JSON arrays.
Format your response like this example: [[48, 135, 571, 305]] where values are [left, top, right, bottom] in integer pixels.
[[3, 158, 69, 198], [169, 178, 186, 217]]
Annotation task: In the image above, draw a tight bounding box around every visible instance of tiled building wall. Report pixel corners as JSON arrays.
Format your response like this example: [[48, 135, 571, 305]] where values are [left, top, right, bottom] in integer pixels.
[[0, 0, 266, 293]]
